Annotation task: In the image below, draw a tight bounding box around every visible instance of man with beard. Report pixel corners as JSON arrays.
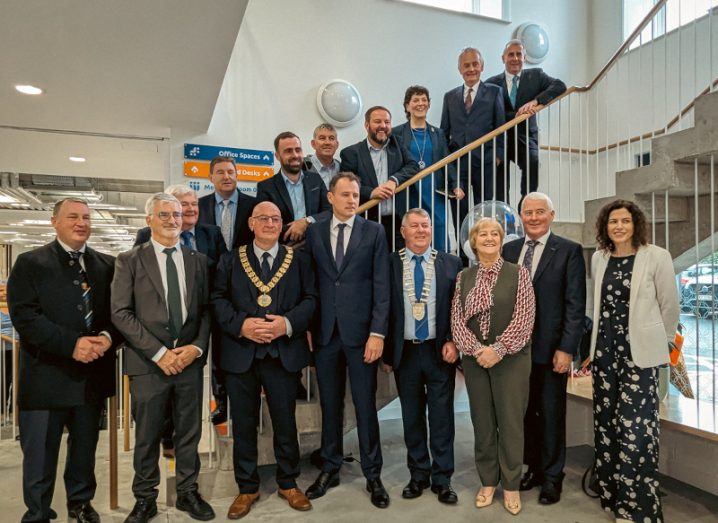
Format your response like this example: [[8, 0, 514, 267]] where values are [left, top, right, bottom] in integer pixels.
[[339, 106, 419, 249], [257, 132, 331, 245], [304, 123, 341, 188]]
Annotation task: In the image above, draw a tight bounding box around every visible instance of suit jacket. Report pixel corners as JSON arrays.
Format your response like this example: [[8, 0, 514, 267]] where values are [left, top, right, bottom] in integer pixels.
[[198, 189, 256, 249], [503, 233, 586, 364], [134, 223, 227, 275], [485, 68, 566, 147], [589, 244, 679, 368], [111, 242, 211, 376], [256, 169, 331, 230], [211, 245, 317, 374], [384, 250, 462, 369], [7, 240, 119, 409], [305, 215, 390, 347], [391, 122, 458, 191], [440, 81, 506, 168], [339, 136, 420, 206]]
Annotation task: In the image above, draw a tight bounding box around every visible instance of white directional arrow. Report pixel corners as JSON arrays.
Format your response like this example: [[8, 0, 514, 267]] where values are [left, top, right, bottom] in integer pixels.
[[263, 154, 270, 161], [191, 166, 198, 173]]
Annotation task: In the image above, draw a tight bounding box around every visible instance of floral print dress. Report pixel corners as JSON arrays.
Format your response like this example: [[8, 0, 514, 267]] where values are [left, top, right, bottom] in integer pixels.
[[593, 255, 663, 523]]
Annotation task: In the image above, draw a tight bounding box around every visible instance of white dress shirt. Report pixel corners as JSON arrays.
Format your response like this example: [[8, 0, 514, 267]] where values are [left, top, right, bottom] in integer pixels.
[[330, 214, 356, 255], [518, 230, 551, 277], [149, 238, 202, 361]]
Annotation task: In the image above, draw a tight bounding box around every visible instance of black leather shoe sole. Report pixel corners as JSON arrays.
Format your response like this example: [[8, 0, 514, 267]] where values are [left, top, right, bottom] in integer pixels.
[[306, 475, 340, 500]]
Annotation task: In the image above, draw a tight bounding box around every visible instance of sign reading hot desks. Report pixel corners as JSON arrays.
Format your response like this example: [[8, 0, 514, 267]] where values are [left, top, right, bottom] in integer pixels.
[[183, 143, 274, 182]]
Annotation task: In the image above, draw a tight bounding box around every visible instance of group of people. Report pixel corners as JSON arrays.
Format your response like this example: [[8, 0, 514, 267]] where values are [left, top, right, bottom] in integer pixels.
[[4, 39, 678, 523]]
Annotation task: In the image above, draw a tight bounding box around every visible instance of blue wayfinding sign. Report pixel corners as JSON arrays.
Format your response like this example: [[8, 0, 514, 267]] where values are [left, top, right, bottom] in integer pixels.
[[184, 144, 274, 166]]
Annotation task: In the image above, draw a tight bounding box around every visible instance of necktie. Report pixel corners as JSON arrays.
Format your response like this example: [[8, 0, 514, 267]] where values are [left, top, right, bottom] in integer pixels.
[[221, 199, 233, 249], [413, 255, 429, 342], [464, 86, 473, 113], [163, 247, 183, 340], [260, 252, 271, 282], [522, 240, 537, 276], [509, 75, 519, 108], [180, 230, 194, 250], [335, 223, 347, 268], [69, 251, 92, 331]]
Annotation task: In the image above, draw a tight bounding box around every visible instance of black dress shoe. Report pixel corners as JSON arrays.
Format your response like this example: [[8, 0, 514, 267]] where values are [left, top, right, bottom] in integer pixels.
[[68, 502, 100, 523], [538, 481, 562, 505], [366, 479, 390, 509], [306, 471, 340, 500], [402, 479, 430, 499], [519, 471, 542, 491], [176, 491, 215, 521], [431, 484, 458, 504], [124, 499, 158, 523], [210, 400, 227, 425], [50, 509, 58, 519]]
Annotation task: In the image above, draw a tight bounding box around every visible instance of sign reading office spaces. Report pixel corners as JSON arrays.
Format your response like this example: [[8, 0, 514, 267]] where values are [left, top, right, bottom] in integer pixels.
[[183, 143, 274, 182]]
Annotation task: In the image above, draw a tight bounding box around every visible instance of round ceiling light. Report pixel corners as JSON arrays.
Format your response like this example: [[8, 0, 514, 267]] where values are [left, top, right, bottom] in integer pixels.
[[15, 84, 44, 95], [69, 156, 86, 162]]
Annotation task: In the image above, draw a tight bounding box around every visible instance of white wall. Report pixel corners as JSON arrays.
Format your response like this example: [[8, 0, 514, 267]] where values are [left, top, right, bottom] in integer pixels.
[[170, 0, 592, 186]]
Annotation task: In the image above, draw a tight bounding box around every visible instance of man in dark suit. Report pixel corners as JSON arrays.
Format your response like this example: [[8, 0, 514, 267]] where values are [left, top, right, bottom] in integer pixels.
[[112, 193, 214, 523], [441, 46, 506, 210], [135, 184, 228, 446], [257, 131, 331, 245], [384, 208, 462, 505], [211, 201, 316, 519], [304, 172, 391, 509], [339, 106, 419, 249], [198, 156, 256, 250], [8, 198, 119, 523], [502, 192, 586, 505], [485, 40, 567, 207]]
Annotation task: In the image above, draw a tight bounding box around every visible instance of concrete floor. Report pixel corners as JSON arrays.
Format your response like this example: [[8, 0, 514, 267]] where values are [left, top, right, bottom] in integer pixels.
[[1, 414, 717, 522]]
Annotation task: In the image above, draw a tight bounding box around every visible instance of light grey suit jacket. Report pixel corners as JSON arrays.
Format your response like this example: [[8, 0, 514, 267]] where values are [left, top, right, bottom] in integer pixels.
[[111, 241, 211, 376], [589, 244, 679, 368]]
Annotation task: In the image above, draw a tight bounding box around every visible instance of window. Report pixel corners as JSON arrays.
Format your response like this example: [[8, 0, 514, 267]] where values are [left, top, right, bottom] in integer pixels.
[[398, 0, 506, 21], [624, 0, 715, 48]]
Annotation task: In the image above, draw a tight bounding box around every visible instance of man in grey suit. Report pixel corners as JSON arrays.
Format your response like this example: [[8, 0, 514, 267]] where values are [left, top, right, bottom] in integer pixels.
[[112, 193, 214, 523]]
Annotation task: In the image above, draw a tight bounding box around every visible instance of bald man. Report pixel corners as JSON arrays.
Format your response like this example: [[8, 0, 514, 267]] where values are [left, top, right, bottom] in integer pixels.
[[211, 201, 317, 519]]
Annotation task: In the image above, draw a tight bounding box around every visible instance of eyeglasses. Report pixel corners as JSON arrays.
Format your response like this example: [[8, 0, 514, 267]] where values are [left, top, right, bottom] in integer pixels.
[[157, 211, 183, 221], [253, 215, 282, 224]]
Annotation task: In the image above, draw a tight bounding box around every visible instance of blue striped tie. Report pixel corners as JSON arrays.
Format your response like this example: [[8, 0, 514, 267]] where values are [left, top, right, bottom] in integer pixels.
[[413, 255, 429, 342], [69, 251, 93, 331]]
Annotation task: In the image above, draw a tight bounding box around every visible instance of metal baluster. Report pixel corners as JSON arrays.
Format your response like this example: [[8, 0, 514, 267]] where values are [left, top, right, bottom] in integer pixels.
[[547, 104, 551, 200], [492, 137, 497, 202], [711, 154, 716, 414], [665, 10, 669, 134], [595, 85, 599, 198], [558, 99, 562, 219], [693, 158, 700, 409], [679, 0, 683, 130], [503, 130, 507, 204], [568, 95, 572, 219], [639, 32, 644, 168]]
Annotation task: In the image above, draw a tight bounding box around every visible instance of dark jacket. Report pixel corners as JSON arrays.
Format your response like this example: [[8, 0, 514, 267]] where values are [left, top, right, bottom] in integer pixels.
[[391, 122, 458, 191], [502, 232, 586, 364], [7, 240, 120, 409], [198, 189, 256, 248], [211, 245, 317, 373]]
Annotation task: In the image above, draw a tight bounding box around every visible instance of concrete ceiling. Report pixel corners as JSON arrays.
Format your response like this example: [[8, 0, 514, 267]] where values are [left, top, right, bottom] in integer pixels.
[[1, 0, 247, 137]]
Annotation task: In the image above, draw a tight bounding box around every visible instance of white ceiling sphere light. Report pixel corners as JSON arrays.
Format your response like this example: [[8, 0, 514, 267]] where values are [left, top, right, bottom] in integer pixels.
[[515, 23, 550, 64], [316, 79, 363, 128]]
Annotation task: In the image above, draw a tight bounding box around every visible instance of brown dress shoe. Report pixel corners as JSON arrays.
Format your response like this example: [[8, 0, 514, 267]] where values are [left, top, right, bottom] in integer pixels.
[[227, 492, 260, 519], [278, 487, 312, 511]]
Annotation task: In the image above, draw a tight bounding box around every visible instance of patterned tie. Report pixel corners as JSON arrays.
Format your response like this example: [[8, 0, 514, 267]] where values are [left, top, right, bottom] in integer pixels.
[[260, 252, 271, 282], [69, 251, 92, 331], [464, 86, 473, 113], [509, 75, 519, 108], [163, 247, 183, 340], [522, 240, 537, 276], [413, 255, 429, 342], [180, 230, 194, 250], [220, 199, 233, 249], [335, 223, 347, 268]]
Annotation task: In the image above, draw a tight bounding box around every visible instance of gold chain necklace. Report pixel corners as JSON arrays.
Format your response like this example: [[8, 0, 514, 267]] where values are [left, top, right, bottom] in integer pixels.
[[238, 245, 294, 307]]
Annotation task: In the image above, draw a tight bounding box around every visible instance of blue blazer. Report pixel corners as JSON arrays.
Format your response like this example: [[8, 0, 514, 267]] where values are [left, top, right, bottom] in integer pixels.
[[440, 82, 506, 165], [391, 122, 458, 191], [305, 215, 390, 347], [134, 223, 227, 275], [485, 68, 566, 148], [384, 250, 462, 369], [256, 169, 331, 229], [198, 189, 256, 248], [339, 136, 419, 206], [211, 245, 317, 373], [502, 233, 586, 364]]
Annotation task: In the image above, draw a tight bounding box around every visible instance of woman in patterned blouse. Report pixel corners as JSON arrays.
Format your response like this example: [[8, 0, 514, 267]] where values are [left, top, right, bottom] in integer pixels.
[[589, 200, 678, 523], [451, 217, 535, 515]]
